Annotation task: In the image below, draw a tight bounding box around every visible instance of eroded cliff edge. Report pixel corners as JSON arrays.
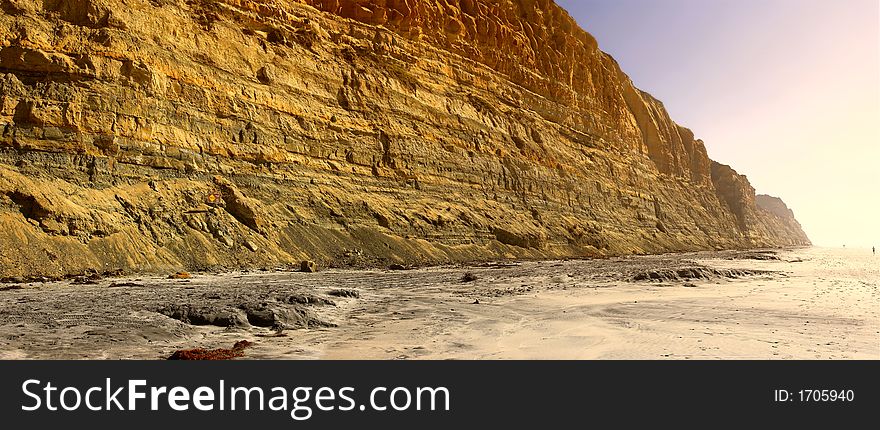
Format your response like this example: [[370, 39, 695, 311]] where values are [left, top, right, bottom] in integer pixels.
[[0, 0, 810, 277]]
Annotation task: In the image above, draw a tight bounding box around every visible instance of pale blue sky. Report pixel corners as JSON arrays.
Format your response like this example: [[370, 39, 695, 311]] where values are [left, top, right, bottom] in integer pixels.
[[555, 0, 879, 247]]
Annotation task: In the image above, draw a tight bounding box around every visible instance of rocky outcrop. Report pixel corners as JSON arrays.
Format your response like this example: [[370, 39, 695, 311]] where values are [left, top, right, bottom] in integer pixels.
[[711, 161, 756, 231], [710, 162, 810, 246], [0, 0, 809, 278], [755, 194, 811, 246]]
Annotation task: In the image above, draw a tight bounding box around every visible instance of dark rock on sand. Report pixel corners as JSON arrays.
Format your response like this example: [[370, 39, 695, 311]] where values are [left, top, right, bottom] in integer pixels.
[[239, 302, 334, 328], [279, 293, 336, 306], [157, 304, 247, 327], [300, 261, 317, 273], [328, 289, 360, 299], [633, 267, 768, 282]]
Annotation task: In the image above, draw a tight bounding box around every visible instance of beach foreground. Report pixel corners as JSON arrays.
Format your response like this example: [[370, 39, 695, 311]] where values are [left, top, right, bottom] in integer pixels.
[[0, 248, 876, 360]]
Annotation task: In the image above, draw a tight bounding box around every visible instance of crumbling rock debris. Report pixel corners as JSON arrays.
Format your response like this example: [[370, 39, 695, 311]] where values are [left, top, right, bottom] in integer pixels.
[[256, 65, 276, 85], [461, 272, 479, 283], [244, 240, 259, 252], [108, 282, 144, 288], [300, 260, 317, 273], [71, 273, 102, 285], [213, 176, 267, 234]]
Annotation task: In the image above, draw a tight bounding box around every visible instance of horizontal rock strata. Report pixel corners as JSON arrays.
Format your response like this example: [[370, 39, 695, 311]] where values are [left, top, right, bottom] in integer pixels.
[[0, 0, 810, 277]]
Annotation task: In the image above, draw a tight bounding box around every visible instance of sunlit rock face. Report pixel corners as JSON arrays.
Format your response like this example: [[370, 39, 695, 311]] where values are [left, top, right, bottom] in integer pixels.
[[0, 0, 809, 277]]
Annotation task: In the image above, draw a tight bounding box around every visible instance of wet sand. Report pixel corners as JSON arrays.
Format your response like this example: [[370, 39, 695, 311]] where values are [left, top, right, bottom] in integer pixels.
[[0, 248, 876, 360]]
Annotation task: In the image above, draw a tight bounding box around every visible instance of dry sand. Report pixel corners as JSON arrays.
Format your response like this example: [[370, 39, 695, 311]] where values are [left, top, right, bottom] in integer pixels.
[[0, 247, 876, 360]]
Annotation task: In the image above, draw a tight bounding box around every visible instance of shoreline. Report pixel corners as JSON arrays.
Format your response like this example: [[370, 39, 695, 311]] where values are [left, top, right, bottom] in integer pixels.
[[0, 247, 875, 360], [0, 245, 814, 287]]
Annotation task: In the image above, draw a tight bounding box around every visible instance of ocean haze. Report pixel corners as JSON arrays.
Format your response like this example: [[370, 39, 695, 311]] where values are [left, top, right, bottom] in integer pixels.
[[557, 0, 880, 248]]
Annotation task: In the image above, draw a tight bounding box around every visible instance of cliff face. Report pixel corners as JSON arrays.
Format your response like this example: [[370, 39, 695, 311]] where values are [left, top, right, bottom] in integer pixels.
[[710, 162, 809, 246], [754, 194, 811, 246], [0, 0, 809, 277]]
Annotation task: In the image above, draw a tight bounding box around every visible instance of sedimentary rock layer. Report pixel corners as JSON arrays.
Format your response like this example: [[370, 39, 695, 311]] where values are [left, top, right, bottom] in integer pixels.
[[0, 0, 809, 277]]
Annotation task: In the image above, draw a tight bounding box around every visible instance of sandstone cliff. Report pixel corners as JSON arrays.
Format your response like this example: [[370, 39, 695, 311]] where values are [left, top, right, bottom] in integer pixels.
[[0, 0, 810, 278]]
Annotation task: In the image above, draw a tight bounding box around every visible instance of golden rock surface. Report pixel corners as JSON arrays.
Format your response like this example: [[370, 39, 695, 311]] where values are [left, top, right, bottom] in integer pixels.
[[0, 0, 809, 277]]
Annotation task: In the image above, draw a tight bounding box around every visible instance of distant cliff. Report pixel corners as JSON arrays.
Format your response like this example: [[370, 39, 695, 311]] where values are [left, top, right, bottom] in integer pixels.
[[0, 0, 810, 277]]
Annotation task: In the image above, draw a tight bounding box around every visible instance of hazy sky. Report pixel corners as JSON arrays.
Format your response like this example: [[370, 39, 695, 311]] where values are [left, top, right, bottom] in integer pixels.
[[555, 0, 879, 248]]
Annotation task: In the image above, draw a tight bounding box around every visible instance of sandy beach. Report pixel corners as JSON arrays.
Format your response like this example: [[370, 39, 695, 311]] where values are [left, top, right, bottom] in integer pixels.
[[0, 247, 876, 360]]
